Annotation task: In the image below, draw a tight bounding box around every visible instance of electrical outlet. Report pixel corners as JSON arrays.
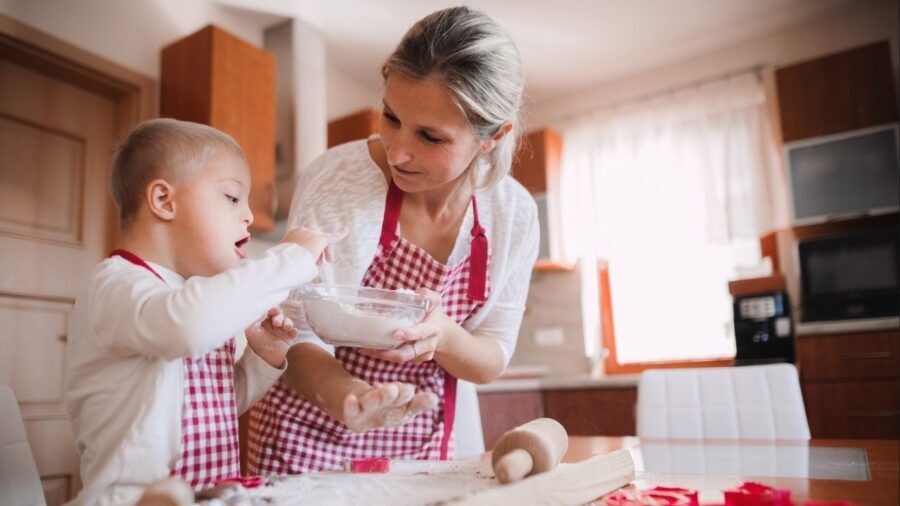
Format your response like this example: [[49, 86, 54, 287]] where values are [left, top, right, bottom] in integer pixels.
[[533, 326, 565, 347]]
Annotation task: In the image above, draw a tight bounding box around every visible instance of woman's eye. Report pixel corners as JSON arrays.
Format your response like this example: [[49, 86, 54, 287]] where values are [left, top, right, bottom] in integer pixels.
[[420, 131, 443, 144], [383, 111, 400, 124], [225, 194, 239, 204]]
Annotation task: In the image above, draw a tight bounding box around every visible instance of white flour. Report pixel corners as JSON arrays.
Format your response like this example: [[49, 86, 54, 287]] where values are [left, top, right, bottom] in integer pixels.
[[247, 460, 497, 505], [303, 298, 419, 349]]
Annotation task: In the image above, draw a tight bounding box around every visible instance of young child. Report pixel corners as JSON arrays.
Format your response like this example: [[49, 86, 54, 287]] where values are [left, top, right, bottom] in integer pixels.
[[64, 118, 335, 505]]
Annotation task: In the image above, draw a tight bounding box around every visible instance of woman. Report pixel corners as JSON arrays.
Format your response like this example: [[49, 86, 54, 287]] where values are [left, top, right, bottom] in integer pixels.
[[248, 6, 538, 474]]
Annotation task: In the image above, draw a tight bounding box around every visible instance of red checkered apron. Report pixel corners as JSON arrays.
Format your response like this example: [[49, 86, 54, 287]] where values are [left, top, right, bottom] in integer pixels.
[[247, 181, 490, 474], [110, 250, 241, 490]]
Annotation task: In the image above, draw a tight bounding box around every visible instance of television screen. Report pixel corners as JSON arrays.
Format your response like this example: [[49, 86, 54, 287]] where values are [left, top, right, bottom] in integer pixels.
[[787, 125, 899, 224]]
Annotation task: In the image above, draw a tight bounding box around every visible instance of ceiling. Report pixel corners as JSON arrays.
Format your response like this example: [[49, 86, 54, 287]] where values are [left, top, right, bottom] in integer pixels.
[[218, 0, 859, 104]]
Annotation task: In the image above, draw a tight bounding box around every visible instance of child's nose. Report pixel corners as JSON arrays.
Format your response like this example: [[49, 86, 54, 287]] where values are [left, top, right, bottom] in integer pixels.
[[243, 206, 254, 227]]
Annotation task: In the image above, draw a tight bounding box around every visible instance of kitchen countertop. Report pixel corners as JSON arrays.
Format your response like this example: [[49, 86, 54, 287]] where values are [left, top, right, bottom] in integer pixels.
[[476, 372, 640, 393]]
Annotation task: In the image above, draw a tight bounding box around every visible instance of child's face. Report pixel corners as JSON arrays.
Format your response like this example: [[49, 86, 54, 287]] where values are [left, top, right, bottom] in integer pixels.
[[172, 152, 254, 277]]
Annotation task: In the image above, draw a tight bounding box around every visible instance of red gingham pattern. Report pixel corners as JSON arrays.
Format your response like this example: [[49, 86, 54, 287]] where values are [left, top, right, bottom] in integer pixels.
[[248, 198, 490, 475], [169, 338, 241, 489]]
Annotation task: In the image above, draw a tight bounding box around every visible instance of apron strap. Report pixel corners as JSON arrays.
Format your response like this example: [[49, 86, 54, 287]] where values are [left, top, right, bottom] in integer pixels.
[[379, 182, 404, 248], [380, 182, 489, 301], [467, 197, 489, 302], [109, 249, 165, 282], [438, 372, 457, 460]]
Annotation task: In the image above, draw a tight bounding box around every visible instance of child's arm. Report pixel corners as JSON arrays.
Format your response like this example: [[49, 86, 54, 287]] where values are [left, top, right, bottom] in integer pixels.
[[234, 308, 297, 414], [234, 307, 297, 414], [282, 343, 437, 433]]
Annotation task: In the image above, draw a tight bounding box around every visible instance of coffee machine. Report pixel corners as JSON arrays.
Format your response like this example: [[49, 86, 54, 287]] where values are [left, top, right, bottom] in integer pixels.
[[733, 292, 794, 365]]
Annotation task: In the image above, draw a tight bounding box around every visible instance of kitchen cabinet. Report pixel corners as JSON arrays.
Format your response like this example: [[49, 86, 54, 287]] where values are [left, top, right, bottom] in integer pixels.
[[775, 41, 897, 142], [511, 128, 561, 195], [796, 329, 900, 438], [328, 108, 380, 148], [161, 25, 276, 231], [478, 385, 637, 449]]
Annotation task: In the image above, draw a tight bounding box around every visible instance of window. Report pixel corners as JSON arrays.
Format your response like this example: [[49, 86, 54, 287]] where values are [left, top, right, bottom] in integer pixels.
[[559, 72, 785, 364]]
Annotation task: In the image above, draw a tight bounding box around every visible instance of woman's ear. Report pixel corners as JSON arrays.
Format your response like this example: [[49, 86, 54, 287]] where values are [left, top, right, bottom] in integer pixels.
[[146, 179, 176, 221], [479, 123, 513, 156]]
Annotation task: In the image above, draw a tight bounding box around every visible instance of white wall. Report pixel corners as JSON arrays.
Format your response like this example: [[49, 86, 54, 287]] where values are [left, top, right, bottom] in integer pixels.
[[327, 64, 381, 121], [0, 0, 285, 79], [535, 0, 899, 130]]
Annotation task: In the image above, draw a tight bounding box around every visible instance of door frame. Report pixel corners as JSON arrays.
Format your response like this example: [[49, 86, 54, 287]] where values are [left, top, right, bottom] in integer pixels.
[[0, 12, 156, 253]]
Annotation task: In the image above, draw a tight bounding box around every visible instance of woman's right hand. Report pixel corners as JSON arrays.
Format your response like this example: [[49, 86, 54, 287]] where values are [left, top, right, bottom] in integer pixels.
[[282, 226, 347, 265], [341, 382, 438, 433]]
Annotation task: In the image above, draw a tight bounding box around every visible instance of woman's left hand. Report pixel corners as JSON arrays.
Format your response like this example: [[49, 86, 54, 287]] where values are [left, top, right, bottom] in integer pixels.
[[360, 289, 447, 365]]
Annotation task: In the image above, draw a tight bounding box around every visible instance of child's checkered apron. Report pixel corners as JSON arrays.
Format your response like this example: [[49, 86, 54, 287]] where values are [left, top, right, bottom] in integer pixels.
[[110, 250, 240, 490], [247, 181, 490, 474]]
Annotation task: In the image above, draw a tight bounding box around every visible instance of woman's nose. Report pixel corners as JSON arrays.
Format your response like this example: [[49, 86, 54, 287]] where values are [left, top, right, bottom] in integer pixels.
[[386, 131, 414, 166]]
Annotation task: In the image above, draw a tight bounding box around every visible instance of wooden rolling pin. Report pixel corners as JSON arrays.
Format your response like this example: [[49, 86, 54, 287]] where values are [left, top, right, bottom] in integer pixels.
[[491, 417, 569, 484]]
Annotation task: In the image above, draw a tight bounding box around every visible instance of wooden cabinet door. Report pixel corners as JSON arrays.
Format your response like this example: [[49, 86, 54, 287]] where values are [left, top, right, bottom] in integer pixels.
[[328, 109, 380, 148], [543, 388, 637, 436], [477, 391, 544, 449], [0, 56, 118, 504], [161, 26, 276, 231], [796, 331, 900, 382], [802, 380, 900, 439], [776, 41, 898, 142]]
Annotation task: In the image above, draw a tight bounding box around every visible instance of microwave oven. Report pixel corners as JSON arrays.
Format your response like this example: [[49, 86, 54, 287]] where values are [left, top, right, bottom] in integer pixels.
[[798, 228, 900, 322]]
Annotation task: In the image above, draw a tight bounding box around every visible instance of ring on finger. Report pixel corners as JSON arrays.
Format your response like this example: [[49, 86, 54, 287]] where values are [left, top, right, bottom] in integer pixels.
[[408, 341, 418, 356]]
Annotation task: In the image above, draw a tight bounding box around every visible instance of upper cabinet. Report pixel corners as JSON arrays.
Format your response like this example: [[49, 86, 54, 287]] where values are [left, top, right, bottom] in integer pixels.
[[328, 109, 380, 148], [511, 128, 561, 195], [161, 26, 276, 231], [775, 41, 898, 142]]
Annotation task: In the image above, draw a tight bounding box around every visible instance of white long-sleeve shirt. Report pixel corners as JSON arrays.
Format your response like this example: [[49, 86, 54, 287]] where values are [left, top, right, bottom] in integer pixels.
[[65, 244, 318, 506]]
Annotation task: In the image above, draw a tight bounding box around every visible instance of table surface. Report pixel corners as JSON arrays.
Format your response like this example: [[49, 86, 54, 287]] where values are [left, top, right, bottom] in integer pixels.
[[560, 436, 900, 505]]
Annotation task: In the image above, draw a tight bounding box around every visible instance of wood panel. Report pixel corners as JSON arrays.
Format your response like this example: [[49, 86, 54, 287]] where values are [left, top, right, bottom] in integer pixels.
[[477, 391, 544, 449], [511, 129, 560, 194], [775, 41, 898, 142], [802, 380, 900, 439], [797, 330, 900, 382], [543, 388, 637, 437], [327, 108, 380, 148], [161, 25, 276, 231]]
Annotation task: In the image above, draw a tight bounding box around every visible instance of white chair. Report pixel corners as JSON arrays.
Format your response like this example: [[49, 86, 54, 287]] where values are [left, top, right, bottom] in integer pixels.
[[0, 385, 46, 506], [636, 364, 810, 440]]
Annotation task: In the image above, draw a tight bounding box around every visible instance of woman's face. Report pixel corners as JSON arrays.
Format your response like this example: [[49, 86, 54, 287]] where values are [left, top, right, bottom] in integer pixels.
[[379, 72, 486, 194]]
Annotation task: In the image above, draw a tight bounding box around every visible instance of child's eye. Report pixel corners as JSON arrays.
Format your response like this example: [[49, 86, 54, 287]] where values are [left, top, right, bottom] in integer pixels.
[[225, 194, 239, 204]]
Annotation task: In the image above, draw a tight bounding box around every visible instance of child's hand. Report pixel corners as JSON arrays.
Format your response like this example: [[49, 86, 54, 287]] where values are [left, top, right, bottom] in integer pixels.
[[282, 226, 348, 266], [246, 307, 298, 368], [341, 382, 438, 433]]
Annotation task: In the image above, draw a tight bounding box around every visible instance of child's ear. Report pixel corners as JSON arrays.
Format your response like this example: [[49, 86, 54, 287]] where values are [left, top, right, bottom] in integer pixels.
[[147, 179, 176, 221]]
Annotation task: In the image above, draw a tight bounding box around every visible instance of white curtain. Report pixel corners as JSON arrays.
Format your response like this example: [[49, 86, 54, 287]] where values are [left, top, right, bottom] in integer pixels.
[[559, 72, 786, 363]]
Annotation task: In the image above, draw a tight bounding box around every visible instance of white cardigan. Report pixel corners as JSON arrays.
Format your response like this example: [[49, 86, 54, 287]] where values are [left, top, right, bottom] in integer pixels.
[[64, 244, 317, 506], [285, 138, 540, 364]]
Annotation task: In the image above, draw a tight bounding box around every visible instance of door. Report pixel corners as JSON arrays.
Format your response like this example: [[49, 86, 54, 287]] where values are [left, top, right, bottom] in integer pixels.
[[0, 55, 118, 503]]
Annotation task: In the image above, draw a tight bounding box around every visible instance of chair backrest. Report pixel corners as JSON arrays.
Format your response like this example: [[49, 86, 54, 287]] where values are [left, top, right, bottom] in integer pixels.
[[0, 385, 46, 506], [636, 364, 810, 440]]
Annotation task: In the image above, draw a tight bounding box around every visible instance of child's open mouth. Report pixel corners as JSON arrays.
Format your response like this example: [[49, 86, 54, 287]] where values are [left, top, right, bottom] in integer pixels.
[[234, 236, 249, 259]]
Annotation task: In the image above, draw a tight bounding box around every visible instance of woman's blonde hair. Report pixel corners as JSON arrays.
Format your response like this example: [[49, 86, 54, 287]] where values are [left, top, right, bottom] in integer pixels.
[[382, 6, 524, 189]]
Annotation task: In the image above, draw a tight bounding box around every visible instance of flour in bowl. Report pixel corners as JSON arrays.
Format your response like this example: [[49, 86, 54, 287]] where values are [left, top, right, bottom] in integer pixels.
[[303, 298, 419, 349]]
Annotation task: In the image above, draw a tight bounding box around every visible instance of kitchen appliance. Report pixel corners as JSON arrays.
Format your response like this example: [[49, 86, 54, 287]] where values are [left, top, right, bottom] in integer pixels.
[[798, 228, 899, 323], [733, 292, 794, 365], [785, 123, 899, 225]]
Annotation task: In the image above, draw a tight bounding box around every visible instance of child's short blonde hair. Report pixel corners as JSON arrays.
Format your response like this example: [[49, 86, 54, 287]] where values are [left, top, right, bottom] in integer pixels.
[[110, 118, 245, 229]]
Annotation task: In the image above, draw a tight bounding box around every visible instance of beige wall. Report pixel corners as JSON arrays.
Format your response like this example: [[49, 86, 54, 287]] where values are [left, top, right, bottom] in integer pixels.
[[536, 0, 900, 129]]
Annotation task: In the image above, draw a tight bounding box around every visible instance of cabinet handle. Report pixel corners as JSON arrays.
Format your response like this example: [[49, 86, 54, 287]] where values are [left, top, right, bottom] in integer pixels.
[[58, 334, 68, 342], [843, 351, 893, 359], [847, 411, 900, 418]]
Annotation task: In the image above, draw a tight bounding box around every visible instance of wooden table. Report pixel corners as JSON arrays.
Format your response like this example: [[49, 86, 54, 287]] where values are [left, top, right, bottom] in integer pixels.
[[561, 436, 899, 505]]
